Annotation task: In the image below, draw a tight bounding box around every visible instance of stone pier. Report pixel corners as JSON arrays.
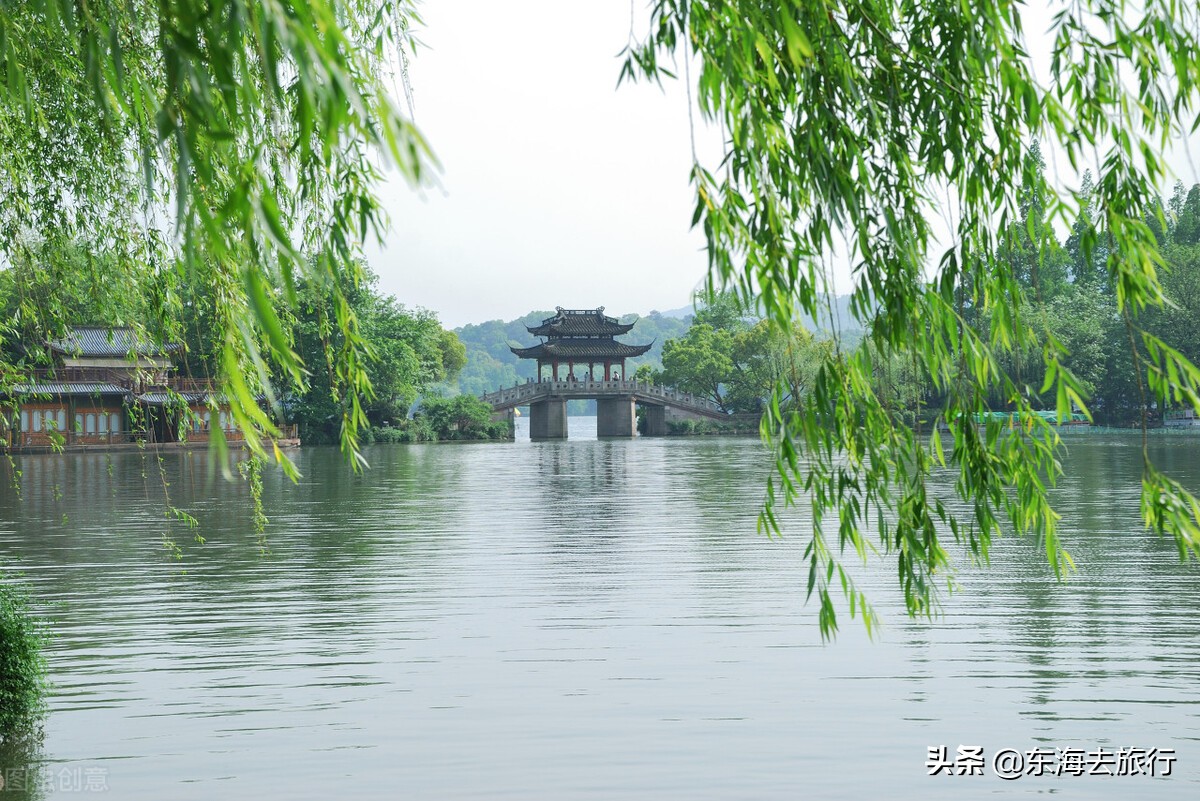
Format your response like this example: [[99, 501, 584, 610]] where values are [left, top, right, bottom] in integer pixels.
[[641, 404, 667, 437], [529, 398, 568, 440], [596, 396, 637, 438]]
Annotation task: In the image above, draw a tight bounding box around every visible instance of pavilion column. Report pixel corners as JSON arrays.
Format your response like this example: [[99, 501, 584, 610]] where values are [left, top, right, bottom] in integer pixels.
[[553, 361, 559, 381], [604, 361, 611, 381]]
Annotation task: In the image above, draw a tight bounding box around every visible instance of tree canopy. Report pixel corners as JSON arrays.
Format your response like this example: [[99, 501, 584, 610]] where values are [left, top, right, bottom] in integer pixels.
[[623, 0, 1200, 636], [658, 293, 828, 413]]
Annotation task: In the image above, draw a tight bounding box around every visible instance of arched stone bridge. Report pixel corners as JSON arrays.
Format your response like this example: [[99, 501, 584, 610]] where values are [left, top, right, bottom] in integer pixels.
[[481, 379, 728, 439]]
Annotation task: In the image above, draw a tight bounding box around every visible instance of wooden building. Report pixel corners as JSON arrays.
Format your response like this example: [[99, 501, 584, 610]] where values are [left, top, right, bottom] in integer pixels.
[[2, 327, 286, 450]]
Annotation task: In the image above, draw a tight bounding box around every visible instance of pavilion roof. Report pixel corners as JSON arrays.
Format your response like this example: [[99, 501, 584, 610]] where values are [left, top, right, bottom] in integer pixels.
[[527, 307, 635, 337], [510, 339, 652, 360]]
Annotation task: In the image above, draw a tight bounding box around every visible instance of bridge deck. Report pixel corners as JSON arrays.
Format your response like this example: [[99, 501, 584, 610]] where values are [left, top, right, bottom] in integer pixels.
[[481, 380, 727, 420]]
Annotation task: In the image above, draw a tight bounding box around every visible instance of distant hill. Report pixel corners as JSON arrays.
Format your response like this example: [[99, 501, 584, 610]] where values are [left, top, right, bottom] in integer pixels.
[[653, 295, 862, 333], [797, 293, 861, 335], [652, 304, 695, 320]]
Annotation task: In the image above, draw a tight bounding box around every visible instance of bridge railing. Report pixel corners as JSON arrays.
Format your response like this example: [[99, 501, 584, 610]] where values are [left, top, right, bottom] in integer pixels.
[[481, 379, 725, 415]]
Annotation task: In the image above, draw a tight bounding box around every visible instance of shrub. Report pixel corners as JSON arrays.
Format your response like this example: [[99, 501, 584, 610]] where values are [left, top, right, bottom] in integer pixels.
[[667, 419, 700, 435], [0, 576, 48, 737], [417, 396, 510, 441], [370, 425, 408, 444]]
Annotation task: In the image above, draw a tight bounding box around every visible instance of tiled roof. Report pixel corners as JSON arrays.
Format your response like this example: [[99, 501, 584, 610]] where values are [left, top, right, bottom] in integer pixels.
[[136, 392, 214, 405], [47, 327, 180, 358], [510, 340, 653, 359], [527, 308, 635, 337], [12, 382, 129, 396]]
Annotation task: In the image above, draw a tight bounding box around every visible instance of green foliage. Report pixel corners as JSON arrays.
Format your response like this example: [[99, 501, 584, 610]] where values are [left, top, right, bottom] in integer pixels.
[[660, 298, 830, 413], [662, 324, 735, 408], [625, 0, 1200, 638], [416, 395, 510, 441], [0, 0, 432, 471], [368, 425, 412, 444], [286, 267, 463, 445], [664, 417, 754, 436], [633, 363, 663, 384], [0, 575, 47, 736], [237, 456, 269, 553]]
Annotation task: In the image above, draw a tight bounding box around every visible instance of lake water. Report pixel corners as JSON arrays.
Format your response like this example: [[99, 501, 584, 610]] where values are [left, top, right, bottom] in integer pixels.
[[2, 422, 1199, 799]]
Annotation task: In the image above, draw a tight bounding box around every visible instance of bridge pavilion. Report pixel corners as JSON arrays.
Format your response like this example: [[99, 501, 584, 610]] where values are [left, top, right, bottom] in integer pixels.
[[486, 307, 725, 440], [510, 307, 652, 382], [504, 307, 651, 438]]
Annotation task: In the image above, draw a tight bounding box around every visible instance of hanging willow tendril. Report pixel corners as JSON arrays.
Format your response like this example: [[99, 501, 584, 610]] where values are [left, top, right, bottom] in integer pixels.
[[623, 0, 1200, 638], [239, 456, 270, 554]]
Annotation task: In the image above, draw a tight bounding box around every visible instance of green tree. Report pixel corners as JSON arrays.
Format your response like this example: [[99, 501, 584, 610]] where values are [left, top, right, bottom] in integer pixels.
[[625, 0, 1200, 637], [634, 363, 663, 384], [661, 323, 736, 410], [999, 142, 1071, 302], [661, 314, 829, 414], [287, 269, 462, 443], [726, 319, 828, 413], [0, 0, 430, 468], [692, 291, 750, 333], [1174, 186, 1200, 247]]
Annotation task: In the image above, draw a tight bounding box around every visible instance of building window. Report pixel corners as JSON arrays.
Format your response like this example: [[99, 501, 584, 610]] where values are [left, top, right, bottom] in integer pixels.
[[98, 413, 108, 434], [32, 410, 42, 432], [110, 413, 121, 433], [20, 411, 28, 432], [203, 412, 211, 431], [56, 409, 66, 430], [75, 414, 83, 433], [86, 414, 96, 434]]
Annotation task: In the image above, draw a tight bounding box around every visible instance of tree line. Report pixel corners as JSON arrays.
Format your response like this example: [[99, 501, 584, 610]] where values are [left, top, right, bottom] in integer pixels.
[[0, 243, 507, 444], [641, 159, 1200, 430], [958, 147, 1200, 427]]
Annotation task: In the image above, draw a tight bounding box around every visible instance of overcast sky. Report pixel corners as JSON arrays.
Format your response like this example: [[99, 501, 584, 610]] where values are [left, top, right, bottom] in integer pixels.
[[367, 1, 1200, 329], [367, 1, 715, 328]]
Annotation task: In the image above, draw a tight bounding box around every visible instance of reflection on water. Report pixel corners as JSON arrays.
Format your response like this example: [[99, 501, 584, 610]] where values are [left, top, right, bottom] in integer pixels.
[[1, 429, 1199, 799]]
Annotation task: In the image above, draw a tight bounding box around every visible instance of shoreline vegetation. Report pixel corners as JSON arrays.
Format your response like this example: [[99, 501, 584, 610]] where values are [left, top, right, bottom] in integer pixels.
[[0, 570, 48, 739]]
